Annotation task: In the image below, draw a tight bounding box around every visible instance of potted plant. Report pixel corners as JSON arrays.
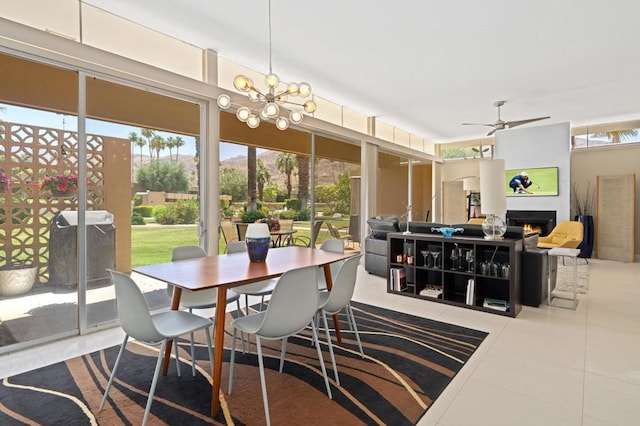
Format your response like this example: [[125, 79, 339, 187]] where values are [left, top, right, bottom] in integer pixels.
[[571, 182, 595, 258], [40, 173, 79, 197]]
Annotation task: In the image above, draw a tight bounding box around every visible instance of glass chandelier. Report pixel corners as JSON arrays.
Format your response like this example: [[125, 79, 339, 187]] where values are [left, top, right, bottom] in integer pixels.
[[216, 0, 316, 131]]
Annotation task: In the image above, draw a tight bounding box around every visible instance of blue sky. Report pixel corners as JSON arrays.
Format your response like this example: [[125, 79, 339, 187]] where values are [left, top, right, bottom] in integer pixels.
[[1, 104, 254, 161]]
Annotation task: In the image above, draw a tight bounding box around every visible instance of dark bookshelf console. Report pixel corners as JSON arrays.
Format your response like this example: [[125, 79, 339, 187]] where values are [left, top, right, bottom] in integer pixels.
[[387, 232, 522, 318]]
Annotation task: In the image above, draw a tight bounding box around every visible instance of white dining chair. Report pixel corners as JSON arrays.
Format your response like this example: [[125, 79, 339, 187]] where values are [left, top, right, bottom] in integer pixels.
[[316, 238, 345, 291], [227, 265, 332, 426], [169, 246, 241, 374], [317, 254, 364, 385], [226, 241, 278, 314], [100, 270, 214, 426]]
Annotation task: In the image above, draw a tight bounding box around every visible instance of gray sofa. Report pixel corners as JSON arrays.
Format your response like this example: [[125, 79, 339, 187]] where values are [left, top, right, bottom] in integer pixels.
[[364, 217, 441, 277]]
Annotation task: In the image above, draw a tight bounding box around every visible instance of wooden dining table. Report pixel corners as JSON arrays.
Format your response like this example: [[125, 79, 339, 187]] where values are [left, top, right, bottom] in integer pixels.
[[133, 245, 354, 417]]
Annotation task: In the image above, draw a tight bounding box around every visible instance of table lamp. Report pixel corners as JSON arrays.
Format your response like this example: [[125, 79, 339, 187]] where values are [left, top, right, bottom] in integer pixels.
[[479, 159, 507, 240], [245, 223, 271, 262]]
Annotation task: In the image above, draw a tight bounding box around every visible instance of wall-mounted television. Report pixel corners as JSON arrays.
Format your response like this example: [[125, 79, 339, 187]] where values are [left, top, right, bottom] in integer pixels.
[[505, 166, 559, 197]]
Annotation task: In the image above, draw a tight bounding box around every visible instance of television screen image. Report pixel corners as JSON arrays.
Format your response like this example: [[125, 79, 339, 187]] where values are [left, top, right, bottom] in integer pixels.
[[505, 167, 559, 197]]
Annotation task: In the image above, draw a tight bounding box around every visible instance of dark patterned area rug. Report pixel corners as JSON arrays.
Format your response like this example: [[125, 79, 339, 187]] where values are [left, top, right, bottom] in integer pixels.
[[0, 302, 487, 425]]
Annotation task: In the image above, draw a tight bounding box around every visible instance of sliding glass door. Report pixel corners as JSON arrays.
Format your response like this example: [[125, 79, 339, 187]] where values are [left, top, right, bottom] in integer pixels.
[[0, 51, 205, 352]]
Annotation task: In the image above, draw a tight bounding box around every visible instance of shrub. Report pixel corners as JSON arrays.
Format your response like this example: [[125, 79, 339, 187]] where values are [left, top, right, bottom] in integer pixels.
[[133, 205, 154, 217], [322, 207, 335, 216], [153, 199, 199, 225], [278, 210, 297, 220], [241, 209, 265, 223], [133, 193, 143, 206], [173, 199, 199, 224], [131, 212, 146, 225], [153, 205, 172, 224], [221, 205, 235, 218], [295, 209, 311, 221], [285, 198, 302, 211]]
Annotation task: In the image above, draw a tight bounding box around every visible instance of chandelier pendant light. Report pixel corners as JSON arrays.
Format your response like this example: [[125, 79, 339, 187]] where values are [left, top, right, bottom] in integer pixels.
[[217, 0, 316, 130]]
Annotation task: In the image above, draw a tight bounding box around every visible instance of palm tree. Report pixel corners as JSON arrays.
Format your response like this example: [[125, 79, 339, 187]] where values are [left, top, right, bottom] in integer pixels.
[[592, 130, 638, 144], [165, 136, 176, 162], [141, 128, 155, 160], [128, 132, 145, 166], [276, 152, 297, 199], [150, 135, 165, 161], [247, 146, 257, 210], [296, 154, 310, 208], [174, 136, 185, 160], [256, 159, 271, 201]]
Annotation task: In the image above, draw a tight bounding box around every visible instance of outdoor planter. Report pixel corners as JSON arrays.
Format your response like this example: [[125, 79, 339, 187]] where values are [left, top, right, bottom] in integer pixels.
[[0, 263, 37, 297]]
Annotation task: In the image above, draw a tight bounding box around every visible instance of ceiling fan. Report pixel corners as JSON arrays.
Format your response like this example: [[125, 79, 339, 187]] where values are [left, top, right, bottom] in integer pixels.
[[462, 100, 550, 136]]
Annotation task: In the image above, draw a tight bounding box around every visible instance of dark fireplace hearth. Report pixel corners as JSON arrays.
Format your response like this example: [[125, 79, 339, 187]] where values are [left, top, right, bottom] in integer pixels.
[[506, 210, 556, 236]]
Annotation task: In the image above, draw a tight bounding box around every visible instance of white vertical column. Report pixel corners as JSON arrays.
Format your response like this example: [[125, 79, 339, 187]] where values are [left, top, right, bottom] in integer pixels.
[[203, 49, 220, 255]]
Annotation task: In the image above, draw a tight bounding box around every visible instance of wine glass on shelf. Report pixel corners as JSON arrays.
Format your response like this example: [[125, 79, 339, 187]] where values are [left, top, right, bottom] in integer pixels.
[[465, 249, 474, 273], [420, 250, 430, 268], [432, 250, 441, 269], [450, 244, 459, 270]]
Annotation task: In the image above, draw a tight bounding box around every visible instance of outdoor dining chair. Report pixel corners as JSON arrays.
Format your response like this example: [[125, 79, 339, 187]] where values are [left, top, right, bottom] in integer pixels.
[[220, 220, 239, 244], [100, 270, 214, 426], [326, 222, 353, 248], [292, 219, 324, 247], [228, 265, 332, 426]]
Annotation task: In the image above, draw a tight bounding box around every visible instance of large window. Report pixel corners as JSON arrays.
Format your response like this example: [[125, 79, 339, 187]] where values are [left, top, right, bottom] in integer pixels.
[[0, 52, 204, 351], [573, 128, 640, 148]]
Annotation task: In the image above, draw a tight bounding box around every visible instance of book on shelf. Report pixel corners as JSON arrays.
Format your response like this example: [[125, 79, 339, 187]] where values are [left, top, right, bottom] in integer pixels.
[[465, 278, 475, 305], [390, 267, 407, 291], [420, 285, 443, 299], [483, 297, 510, 311]]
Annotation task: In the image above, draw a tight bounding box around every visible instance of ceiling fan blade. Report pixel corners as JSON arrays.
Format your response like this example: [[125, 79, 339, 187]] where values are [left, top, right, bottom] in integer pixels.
[[505, 116, 551, 128], [462, 122, 494, 127], [486, 128, 497, 136]]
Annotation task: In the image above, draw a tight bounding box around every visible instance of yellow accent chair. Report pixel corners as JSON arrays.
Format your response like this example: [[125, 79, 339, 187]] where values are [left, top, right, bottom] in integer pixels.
[[537, 221, 584, 249]]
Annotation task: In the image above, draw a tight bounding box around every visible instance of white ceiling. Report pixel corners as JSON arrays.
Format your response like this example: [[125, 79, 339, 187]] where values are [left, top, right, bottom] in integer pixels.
[[83, 0, 640, 143]]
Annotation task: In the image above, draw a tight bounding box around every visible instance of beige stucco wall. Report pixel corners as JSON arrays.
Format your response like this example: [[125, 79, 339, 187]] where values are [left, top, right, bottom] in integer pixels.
[[571, 144, 640, 260]]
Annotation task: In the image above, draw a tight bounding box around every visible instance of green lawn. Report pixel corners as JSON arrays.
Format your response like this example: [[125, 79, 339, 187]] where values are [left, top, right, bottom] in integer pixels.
[[131, 226, 199, 267], [130, 220, 347, 267]]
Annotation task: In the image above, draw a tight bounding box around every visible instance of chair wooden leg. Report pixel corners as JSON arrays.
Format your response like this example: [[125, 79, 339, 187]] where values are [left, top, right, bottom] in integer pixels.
[[100, 334, 129, 410], [143, 339, 167, 426], [322, 311, 340, 385], [256, 337, 272, 426]]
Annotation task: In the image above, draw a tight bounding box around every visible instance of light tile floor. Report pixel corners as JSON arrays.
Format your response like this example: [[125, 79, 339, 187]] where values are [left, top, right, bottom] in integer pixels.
[[1, 258, 639, 426]]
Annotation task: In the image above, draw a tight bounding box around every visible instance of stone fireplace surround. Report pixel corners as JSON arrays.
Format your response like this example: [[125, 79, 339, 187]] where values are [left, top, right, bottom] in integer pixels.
[[506, 210, 557, 236]]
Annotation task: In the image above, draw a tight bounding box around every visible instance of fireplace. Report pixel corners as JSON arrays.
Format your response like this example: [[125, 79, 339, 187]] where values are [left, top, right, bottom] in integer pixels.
[[506, 210, 556, 236]]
